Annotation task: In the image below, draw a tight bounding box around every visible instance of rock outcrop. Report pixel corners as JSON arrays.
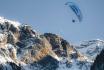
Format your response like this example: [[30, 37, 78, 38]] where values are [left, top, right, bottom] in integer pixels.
[[91, 49, 104, 70]]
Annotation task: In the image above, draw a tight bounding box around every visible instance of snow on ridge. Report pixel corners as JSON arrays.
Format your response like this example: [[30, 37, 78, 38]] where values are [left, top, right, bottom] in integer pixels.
[[77, 39, 104, 61], [81, 39, 104, 44], [78, 39, 104, 49], [0, 16, 21, 28], [0, 54, 13, 64], [0, 33, 5, 41]]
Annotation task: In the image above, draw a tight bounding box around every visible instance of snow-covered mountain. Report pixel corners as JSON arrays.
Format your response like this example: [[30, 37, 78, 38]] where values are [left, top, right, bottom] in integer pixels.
[[0, 17, 103, 70], [77, 39, 104, 60]]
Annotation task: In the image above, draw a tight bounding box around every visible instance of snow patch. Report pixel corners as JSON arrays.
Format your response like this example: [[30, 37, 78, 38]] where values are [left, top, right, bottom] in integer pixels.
[[0, 16, 21, 28]]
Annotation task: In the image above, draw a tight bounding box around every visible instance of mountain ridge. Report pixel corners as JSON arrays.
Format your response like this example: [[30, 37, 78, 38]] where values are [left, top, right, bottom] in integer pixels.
[[0, 17, 103, 70]]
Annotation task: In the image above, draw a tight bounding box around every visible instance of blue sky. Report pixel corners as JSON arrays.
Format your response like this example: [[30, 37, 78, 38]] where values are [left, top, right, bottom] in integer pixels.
[[0, 0, 104, 44]]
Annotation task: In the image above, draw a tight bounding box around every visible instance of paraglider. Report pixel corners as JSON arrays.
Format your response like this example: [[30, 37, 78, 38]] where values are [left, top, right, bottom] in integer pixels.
[[65, 2, 83, 22], [72, 19, 76, 23]]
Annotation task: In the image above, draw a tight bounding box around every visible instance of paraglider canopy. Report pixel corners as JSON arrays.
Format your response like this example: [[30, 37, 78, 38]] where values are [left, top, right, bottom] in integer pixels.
[[65, 2, 83, 22]]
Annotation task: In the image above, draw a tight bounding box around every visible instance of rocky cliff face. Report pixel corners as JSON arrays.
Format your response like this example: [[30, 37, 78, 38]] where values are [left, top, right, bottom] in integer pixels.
[[91, 49, 104, 70], [0, 17, 103, 70]]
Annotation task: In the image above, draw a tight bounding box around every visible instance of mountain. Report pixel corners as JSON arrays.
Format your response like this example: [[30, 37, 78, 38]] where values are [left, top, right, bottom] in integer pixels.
[[77, 39, 104, 60], [0, 17, 103, 70], [91, 49, 104, 70]]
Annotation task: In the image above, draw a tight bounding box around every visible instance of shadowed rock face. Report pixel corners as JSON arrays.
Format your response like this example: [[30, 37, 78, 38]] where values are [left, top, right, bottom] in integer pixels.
[[44, 33, 80, 60], [36, 55, 59, 70], [91, 49, 104, 70], [0, 62, 21, 70], [44, 33, 72, 57]]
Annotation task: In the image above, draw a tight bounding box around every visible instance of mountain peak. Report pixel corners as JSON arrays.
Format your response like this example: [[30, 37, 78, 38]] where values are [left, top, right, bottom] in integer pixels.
[[0, 16, 20, 28], [0, 17, 103, 70]]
